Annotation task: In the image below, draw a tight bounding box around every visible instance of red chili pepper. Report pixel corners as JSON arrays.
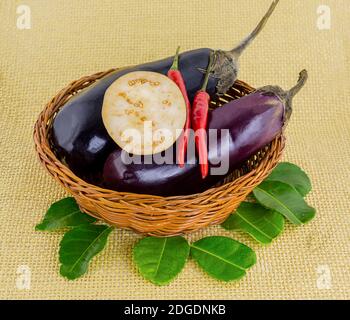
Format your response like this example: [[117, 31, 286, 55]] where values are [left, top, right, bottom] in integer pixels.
[[192, 53, 214, 179], [167, 46, 191, 168]]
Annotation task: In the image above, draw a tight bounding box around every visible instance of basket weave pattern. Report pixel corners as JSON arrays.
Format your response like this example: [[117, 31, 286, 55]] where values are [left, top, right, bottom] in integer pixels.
[[34, 69, 285, 237]]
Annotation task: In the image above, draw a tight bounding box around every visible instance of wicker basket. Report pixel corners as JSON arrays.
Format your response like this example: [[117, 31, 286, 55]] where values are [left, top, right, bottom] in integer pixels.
[[33, 68, 285, 237]]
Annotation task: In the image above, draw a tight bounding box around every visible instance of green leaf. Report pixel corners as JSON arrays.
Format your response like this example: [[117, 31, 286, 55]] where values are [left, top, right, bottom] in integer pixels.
[[190, 236, 256, 282], [253, 181, 316, 225], [36, 197, 96, 231], [133, 236, 190, 285], [222, 202, 284, 244], [59, 224, 113, 280], [265, 162, 311, 196]]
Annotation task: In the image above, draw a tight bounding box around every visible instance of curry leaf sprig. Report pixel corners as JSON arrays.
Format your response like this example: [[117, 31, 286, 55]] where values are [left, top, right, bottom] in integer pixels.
[[133, 236, 256, 285], [222, 162, 315, 244], [221, 202, 284, 244], [36, 197, 114, 280], [36, 162, 315, 283], [133, 162, 316, 285]]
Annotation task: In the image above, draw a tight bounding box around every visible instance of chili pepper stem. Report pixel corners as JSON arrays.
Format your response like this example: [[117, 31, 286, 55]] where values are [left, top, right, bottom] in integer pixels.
[[200, 52, 215, 92], [170, 46, 181, 71]]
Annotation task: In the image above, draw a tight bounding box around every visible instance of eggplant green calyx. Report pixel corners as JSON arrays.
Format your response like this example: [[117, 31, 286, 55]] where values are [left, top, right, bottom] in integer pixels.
[[257, 69, 309, 123]]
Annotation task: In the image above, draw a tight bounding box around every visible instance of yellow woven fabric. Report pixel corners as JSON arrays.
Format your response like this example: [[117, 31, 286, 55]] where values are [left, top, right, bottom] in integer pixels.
[[1, 0, 349, 299]]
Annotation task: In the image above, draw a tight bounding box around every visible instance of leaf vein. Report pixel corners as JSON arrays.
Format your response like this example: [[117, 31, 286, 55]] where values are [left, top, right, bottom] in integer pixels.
[[235, 209, 273, 240], [62, 227, 113, 274], [191, 245, 246, 271], [153, 238, 167, 278], [255, 187, 302, 224]]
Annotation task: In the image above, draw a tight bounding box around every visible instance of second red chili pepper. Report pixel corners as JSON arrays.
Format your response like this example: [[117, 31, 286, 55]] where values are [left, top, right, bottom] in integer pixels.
[[192, 53, 215, 179]]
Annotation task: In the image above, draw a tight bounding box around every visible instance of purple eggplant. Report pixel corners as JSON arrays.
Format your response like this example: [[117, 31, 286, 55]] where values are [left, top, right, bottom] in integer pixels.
[[51, 1, 279, 180], [103, 70, 308, 196]]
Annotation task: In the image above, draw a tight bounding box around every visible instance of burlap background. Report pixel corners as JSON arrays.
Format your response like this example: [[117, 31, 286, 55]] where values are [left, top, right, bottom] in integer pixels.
[[0, 0, 349, 300]]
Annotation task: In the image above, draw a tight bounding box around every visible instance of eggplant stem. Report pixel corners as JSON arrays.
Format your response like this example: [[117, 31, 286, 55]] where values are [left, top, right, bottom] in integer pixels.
[[231, 0, 279, 57], [284, 69, 308, 121], [287, 69, 308, 99], [213, 0, 280, 95]]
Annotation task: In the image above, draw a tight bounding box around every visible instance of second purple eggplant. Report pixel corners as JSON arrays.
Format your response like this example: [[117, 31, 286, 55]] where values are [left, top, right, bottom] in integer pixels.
[[103, 70, 308, 196]]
